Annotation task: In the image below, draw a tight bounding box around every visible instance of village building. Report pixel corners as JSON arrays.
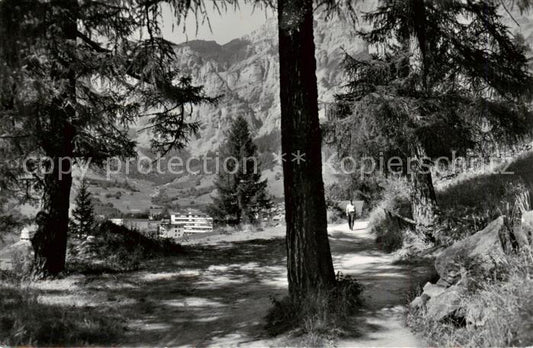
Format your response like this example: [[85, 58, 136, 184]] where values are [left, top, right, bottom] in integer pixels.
[[109, 211, 214, 241], [169, 211, 214, 235], [158, 223, 185, 239]]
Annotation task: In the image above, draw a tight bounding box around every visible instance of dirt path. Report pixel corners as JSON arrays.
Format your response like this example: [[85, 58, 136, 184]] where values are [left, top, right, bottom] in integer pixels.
[[31, 221, 434, 346], [330, 221, 434, 347]]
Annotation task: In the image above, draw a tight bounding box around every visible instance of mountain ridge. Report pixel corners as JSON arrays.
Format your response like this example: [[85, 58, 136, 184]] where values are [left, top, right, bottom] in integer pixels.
[[83, 3, 533, 215]]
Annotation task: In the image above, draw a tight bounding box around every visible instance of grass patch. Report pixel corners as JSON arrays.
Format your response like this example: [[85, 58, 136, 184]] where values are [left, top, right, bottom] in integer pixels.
[[265, 273, 362, 344], [434, 151, 533, 245], [436, 173, 528, 245], [368, 152, 533, 253], [0, 281, 125, 346]]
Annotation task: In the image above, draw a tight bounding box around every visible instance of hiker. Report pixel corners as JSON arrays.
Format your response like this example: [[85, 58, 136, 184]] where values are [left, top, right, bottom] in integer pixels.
[[346, 200, 355, 230]]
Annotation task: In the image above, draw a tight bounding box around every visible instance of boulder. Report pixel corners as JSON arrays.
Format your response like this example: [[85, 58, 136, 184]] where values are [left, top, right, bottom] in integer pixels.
[[436, 277, 451, 287], [435, 216, 506, 285], [426, 284, 465, 322], [410, 282, 447, 310], [421, 282, 447, 301], [410, 295, 424, 310]]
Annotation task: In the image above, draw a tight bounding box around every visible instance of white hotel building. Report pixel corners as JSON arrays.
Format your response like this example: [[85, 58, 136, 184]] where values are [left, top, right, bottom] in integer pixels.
[[159, 212, 214, 239]]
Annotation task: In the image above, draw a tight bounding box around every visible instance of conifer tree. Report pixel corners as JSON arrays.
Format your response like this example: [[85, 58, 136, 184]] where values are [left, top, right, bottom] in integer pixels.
[[70, 180, 95, 238], [332, 0, 533, 237], [210, 115, 271, 225], [0, 0, 215, 275]]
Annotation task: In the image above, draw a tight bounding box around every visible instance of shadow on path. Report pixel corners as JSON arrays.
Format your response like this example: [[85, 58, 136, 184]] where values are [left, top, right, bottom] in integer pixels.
[[28, 221, 434, 346], [75, 238, 289, 347], [329, 221, 435, 346]]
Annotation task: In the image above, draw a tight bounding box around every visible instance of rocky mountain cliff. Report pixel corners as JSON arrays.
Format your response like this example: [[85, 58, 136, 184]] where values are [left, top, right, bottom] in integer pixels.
[[73, 12, 370, 215], [137, 3, 533, 158], [136, 15, 368, 155], [83, 4, 533, 214]]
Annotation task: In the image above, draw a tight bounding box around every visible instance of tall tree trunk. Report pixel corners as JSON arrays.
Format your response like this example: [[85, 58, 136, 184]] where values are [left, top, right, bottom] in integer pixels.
[[31, 0, 77, 276], [410, 141, 438, 238], [410, 171, 438, 230], [277, 0, 336, 300], [32, 142, 74, 275]]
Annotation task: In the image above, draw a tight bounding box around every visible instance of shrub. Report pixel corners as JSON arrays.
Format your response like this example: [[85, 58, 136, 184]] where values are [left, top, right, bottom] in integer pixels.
[[67, 222, 183, 273], [368, 177, 411, 252], [325, 197, 346, 223], [265, 273, 362, 342], [391, 227, 434, 263], [10, 248, 33, 278]]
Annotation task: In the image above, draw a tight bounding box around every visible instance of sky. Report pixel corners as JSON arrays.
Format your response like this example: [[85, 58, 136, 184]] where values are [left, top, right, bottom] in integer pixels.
[[160, 3, 274, 45]]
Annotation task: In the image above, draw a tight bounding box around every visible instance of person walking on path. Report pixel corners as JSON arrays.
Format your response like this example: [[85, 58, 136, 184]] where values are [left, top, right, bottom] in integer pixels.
[[346, 200, 356, 230]]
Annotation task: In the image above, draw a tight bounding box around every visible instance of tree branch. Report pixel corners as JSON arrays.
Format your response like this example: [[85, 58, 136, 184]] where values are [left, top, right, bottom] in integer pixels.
[[76, 30, 109, 53], [0, 134, 31, 139]]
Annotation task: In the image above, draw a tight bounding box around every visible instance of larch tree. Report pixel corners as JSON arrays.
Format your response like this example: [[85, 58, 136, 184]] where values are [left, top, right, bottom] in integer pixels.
[[277, 0, 337, 300], [210, 115, 271, 225], [0, 0, 215, 276], [332, 0, 533, 237]]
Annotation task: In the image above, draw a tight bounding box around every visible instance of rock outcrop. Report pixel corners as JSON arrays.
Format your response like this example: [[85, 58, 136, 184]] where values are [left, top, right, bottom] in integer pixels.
[[434, 216, 507, 286], [425, 284, 465, 322], [411, 214, 532, 323]]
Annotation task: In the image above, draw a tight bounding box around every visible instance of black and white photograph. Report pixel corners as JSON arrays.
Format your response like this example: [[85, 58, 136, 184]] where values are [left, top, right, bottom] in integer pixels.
[[1, 0, 533, 346]]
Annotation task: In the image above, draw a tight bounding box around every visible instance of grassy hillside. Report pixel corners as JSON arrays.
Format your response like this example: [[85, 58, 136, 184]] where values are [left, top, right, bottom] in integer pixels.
[[369, 149, 533, 251]]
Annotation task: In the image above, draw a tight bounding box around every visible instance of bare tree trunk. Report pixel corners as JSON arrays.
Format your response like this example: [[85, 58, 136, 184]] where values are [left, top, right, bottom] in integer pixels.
[[410, 141, 438, 238], [410, 171, 438, 228], [277, 0, 336, 300]]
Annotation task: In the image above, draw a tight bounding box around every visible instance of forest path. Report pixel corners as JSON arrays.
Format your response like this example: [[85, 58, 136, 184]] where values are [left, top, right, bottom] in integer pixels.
[[31, 221, 434, 347], [330, 221, 434, 347]]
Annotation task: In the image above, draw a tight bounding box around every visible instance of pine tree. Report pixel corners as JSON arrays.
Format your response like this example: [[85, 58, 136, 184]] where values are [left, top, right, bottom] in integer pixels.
[[210, 115, 271, 225], [332, 0, 533, 237], [71, 180, 95, 238]]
